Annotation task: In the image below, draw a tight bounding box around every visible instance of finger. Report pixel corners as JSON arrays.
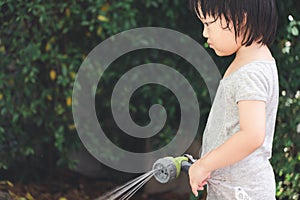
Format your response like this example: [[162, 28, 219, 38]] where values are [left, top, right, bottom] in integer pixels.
[[192, 188, 198, 197], [191, 185, 199, 197], [197, 186, 204, 190], [202, 181, 208, 185]]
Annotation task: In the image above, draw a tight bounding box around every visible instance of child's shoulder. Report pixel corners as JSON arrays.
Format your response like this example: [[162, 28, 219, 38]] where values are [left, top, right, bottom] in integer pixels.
[[225, 60, 277, 81], [238, 60, 276, 72]]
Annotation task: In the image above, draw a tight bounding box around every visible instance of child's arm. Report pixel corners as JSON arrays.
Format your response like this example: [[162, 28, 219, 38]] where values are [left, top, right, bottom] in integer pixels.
[[189, 100, 266, 196]]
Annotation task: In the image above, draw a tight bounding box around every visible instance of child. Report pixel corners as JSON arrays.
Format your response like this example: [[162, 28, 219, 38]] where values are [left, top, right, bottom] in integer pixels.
[[188, 0, 279, 199]]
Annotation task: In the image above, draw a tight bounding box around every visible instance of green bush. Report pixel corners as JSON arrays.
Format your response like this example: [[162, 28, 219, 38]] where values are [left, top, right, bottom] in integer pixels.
[[271, 1, 300, 198], [0, 0, 139, 178], [0, 0, 299, 199]]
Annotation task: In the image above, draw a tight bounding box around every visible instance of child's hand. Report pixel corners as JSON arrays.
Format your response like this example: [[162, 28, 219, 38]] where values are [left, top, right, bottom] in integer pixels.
[[188, 159, 211, 197]]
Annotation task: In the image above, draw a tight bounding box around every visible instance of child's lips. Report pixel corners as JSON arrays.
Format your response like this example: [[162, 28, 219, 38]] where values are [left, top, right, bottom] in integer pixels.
[[207, 41, 213, 48]]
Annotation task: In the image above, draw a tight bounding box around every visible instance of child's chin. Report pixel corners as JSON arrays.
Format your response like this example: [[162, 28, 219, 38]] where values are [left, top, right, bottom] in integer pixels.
[[214, 49, 234, 57], [214, 51, 226, 57]]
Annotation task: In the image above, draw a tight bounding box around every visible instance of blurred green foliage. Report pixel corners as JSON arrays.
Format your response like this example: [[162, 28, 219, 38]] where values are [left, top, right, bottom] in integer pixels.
[[271, 1, 300, 199], [0, 0, 140, 178], [0, 0, 299, 199]]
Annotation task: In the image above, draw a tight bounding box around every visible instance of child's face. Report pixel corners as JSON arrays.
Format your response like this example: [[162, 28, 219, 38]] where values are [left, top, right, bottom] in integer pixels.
[[197, 9, 242, 56]]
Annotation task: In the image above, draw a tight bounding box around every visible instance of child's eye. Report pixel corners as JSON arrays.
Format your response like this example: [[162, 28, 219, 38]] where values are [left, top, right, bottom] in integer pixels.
[[203, 18, 218, 27]]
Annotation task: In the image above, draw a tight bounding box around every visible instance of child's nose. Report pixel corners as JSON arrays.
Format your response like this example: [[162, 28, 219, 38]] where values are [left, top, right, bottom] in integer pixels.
[[202, 26, 208, 38]]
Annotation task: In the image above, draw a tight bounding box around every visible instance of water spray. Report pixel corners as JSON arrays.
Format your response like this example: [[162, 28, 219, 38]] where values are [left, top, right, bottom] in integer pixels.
[[96, 154, 196, 200]]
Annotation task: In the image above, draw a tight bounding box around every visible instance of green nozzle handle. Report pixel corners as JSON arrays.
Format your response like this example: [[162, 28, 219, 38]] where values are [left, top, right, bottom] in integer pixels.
[[172, 156, 189, 177]]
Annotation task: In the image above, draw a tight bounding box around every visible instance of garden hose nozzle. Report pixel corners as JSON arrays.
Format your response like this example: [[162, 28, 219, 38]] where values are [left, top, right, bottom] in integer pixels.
[[152, 154, 196, 184]]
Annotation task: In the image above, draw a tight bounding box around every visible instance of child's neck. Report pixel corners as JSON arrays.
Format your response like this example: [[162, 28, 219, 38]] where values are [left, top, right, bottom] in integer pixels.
[[235, 42, 274, 63], [223, 43, 274, 79]]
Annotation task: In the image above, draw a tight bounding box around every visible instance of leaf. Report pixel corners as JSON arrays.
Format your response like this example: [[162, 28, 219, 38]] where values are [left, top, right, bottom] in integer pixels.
[[97, 26, 103, 36], [65, 8, 71, 17], [66, 97, 72, 106], [97, 15, 109, 22], [101, 3, 110, 12], [45, 42, 51, 52], [0, 181, 13, 187], [50, 70, 57, 80], [25, 192, 35, 200], [62, 64, 67, 76], [291, 26, 299, 36]]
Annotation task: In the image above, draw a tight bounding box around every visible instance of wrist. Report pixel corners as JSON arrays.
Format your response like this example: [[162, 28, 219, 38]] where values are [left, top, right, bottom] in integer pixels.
[[195, 157, 213, 173]]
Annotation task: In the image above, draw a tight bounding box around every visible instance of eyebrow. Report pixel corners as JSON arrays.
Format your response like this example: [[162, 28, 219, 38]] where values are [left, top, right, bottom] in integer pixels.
[[199, 17, 218, 25], [195, 11, 217, 23]]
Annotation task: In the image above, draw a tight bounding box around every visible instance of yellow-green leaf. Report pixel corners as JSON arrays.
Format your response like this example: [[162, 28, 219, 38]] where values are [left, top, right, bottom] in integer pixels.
[[66, 97, 72, 106], [97, 15, 109, 22], [26, 192, 35, 200], [50, 70, 57, 80]]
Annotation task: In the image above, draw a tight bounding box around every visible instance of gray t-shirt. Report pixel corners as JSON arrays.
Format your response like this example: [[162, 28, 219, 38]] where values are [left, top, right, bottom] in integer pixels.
[[201, 60, 279, 200]]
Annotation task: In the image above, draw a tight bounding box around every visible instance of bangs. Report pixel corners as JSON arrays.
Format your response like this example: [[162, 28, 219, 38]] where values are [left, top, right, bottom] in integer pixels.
[[191, 0, 227, 20]]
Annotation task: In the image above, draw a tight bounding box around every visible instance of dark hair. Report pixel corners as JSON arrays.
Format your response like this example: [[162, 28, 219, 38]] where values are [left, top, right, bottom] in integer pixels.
[[189, 0, 278, 46]]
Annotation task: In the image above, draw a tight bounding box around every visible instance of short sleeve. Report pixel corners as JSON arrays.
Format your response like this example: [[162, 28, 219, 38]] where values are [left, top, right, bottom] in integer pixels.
[[235, 70, 269, 103]]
